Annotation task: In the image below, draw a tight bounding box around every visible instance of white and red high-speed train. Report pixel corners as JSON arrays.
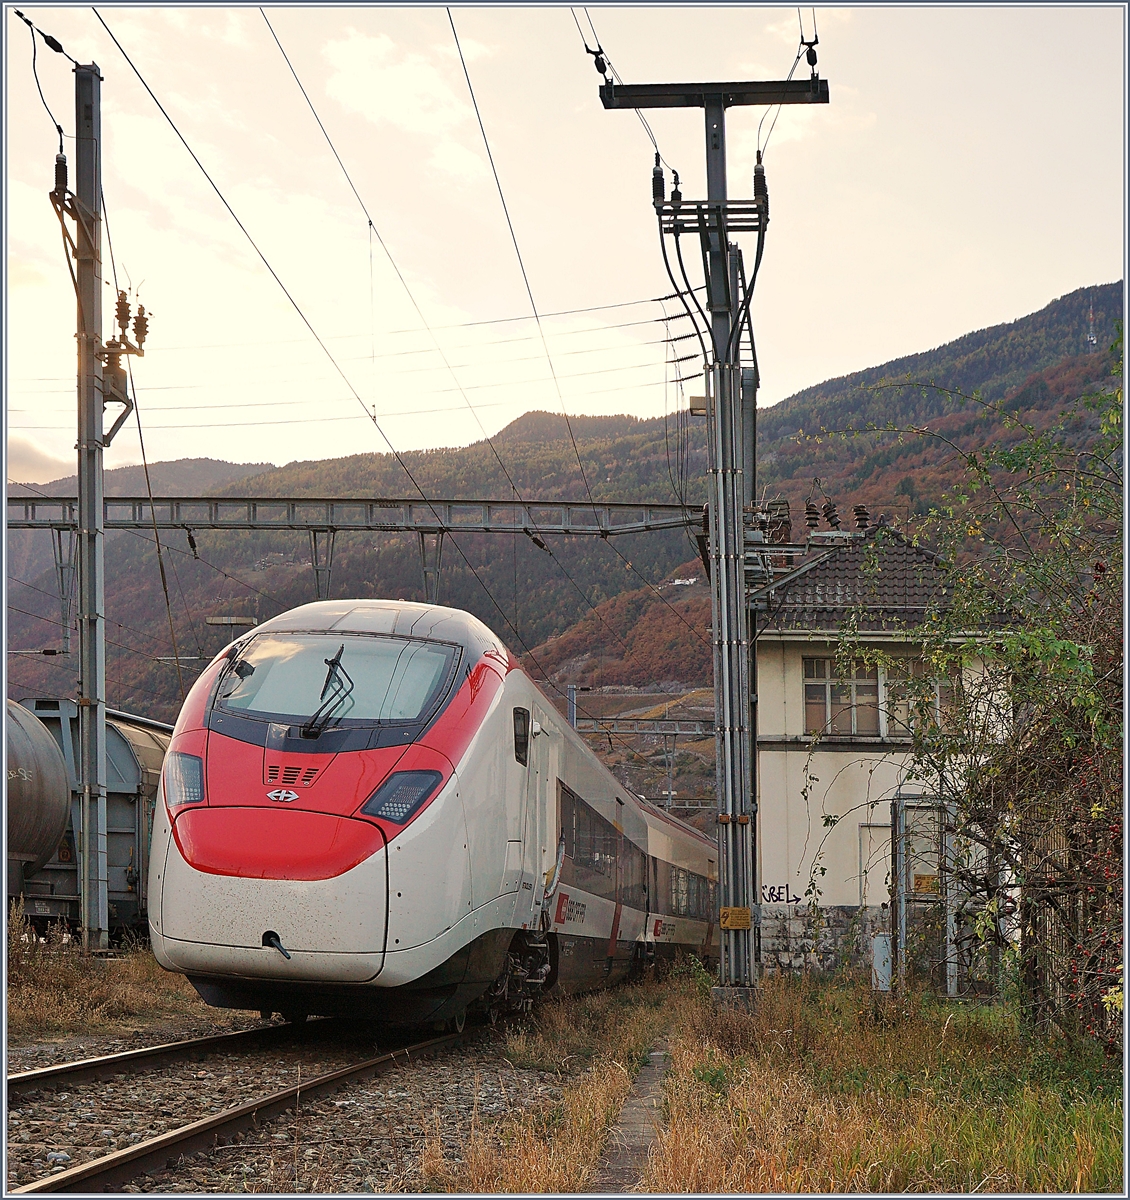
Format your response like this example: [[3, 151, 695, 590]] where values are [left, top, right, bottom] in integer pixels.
[[149, 600, 718, 1026]]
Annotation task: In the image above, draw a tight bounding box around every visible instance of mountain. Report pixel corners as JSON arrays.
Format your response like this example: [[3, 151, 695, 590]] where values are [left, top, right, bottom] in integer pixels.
[[6, 458, 273, 586], [7, 283, 1122, 723], [7, 457, 274, 499], [759, 281, 1121, 448]]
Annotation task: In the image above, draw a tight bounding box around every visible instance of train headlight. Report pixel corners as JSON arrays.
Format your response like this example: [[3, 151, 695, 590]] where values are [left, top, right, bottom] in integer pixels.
[[360, 770, 442, 825], [164, 751, 205, 809]]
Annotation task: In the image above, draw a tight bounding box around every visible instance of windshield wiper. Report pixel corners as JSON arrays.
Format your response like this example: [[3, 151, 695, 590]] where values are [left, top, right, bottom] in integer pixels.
[[301, 644, 355, 738]]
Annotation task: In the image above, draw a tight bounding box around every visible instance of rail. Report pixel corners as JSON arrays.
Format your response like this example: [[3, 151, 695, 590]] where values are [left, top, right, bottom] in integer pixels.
[[7, 1022, 305, 1100], [11, 1030, 462, 1193]]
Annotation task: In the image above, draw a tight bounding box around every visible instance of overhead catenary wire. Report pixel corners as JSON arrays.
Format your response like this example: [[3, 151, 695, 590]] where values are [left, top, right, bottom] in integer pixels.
[[446, 9, 692, 663], [448, 10, 602, 517], [6, 605, 205, 678], [7, 573, 167, 651], [261, 9, 643, 666], [13, 473, 290, 614], [76, 10, 700, 702], [91, 9, 421, 485], [127, 357, 187, 700], [259, 8, 529, 507]]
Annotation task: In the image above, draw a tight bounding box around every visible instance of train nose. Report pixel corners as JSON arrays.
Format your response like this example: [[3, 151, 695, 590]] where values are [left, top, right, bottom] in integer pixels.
[[155, 809, 388, 983]]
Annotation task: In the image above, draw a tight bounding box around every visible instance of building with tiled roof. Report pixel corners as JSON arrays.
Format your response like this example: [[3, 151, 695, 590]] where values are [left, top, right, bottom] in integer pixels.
[[751, 522, 951, 635], [748, 520, 960, 976]]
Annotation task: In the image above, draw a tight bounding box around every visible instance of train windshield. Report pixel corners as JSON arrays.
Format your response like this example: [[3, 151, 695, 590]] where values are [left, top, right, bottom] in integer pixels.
[[217, 633, 459, 725]]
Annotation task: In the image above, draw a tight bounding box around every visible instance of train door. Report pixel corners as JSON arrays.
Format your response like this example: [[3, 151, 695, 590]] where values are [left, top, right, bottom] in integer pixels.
[[519, 705, 553, 925], [501, 707, 532, 899]]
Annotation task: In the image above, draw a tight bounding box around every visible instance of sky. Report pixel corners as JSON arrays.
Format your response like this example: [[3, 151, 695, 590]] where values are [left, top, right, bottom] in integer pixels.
[[4, 4, 1126, 483]]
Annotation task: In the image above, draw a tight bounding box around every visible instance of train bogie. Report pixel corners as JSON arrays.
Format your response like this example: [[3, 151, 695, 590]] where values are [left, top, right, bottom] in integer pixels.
[[149, 600, 718, 1026]]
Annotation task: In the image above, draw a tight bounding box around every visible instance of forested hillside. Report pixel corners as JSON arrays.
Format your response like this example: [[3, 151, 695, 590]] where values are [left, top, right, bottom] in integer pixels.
[[7, 282, 1121, 722]]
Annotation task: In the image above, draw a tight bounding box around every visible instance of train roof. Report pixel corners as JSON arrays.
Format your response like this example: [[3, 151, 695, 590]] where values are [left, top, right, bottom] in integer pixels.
[[635, 795, 717, 852], [253, 600, 507, 661]]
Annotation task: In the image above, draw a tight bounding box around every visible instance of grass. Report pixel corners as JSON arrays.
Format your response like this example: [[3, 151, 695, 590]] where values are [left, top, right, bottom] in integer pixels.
[[418, 975, 681, 1193], [642, 971, 1124, 1193], [6, 901, 220, 1040]]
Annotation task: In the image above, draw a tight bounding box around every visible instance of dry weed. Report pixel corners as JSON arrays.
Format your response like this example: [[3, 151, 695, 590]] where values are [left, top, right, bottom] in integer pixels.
[[641, 974, 1123, 1193], [6, 901, 212, 1038], [419, 976, 683, 1193]]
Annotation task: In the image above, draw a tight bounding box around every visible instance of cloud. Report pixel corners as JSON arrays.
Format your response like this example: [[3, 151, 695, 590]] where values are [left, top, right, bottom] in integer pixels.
[[324, 30, 473, 138], [7, 257, 49, 289], [434, 35, 494, 64], [6, 436, 72, 486], [427, 139, 491, 182]]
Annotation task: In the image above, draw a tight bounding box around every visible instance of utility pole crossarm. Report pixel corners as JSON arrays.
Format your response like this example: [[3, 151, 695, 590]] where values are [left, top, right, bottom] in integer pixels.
[[600, 79, 829, 109]]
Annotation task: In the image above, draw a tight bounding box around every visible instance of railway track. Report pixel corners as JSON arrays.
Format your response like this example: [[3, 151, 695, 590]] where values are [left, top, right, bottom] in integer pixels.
[[8, 1025, 464, 1194], [7, 1022, 308, 1100]]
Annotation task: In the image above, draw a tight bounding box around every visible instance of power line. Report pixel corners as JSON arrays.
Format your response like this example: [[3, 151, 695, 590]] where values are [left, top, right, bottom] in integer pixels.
[[10, 315, 696, 389], [570, 7, 674, 173], [448, 9, 603, 522], [262, 8, 649, 666], [7, 573, 166, 649], [91, 6, 491, 570], [6, 604, 205, 676], [90, 9, 408, 474], [128, 357, 187, 700], [88, 9, 693, 691], [260, 5, 536, 507]]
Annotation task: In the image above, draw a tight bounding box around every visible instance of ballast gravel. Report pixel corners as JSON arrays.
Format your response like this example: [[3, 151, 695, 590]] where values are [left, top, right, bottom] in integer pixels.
[[6, 1013, 261, 1075], [134, 1036, 563, 1194], [5, 1026, 388, 1191], [7, 1025, 564, 1194]]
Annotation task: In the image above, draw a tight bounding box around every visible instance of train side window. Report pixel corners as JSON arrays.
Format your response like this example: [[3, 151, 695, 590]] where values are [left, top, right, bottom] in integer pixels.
[[513, 707, 530, 766], [559, 783, 576, 858]]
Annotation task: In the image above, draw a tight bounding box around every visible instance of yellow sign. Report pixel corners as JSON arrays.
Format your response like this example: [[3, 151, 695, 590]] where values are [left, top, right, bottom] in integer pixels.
[[913, 874, 939, 894], [719, 906, 752, 930]]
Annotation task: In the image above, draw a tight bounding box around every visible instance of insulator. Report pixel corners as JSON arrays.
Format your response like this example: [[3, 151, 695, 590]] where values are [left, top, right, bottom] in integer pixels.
[[132, 305, 148, 348], [822, 499, 841, 530], [54, 153, 67, 195], [671, 171, 682, 207], [804, 500, 820, 529], [806, 45, 818, 68], [652, 153, 664, 206], [115, 290, 131, 337], [593, 53, 606, 76], [853, 504, 870, 531], [43, 33, 65, 55], [754, 151, 768, 218]]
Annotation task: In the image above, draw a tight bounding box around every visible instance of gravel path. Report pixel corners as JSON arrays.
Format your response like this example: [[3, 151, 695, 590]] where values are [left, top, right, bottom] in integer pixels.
[[8, 1024, 565, 1194]]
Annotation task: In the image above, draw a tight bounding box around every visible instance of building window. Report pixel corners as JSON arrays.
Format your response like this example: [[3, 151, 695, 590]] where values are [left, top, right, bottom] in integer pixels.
[[803, 658, 879, 736], [884, 658, 958, 736]]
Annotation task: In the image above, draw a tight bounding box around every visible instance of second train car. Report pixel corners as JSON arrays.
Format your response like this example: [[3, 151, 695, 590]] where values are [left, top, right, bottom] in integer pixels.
[[149, 600, 717, 1025]]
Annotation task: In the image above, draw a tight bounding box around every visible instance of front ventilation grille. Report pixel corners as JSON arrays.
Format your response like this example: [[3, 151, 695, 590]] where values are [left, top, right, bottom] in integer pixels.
[[264, 764, 321, 787]]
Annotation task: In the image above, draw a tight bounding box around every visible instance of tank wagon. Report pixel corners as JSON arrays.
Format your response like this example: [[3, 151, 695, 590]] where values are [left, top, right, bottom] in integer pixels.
[[150, 600, 718, 1026], [8, 698, 172, 930]]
